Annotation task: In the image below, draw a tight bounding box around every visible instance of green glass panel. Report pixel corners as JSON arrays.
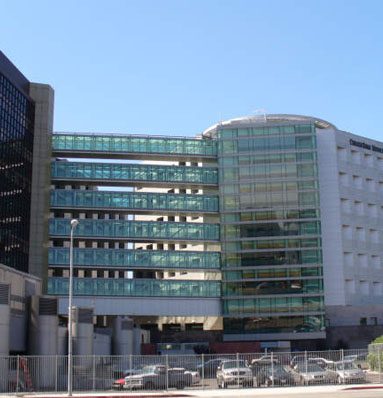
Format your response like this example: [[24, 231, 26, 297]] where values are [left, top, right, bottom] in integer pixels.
[[49, 219, 220, 241], [50, 190, 219, 213], [51, 162, 218, 185], [47, 277, 221, 297], [52, 134, 217, 156], [49, 248, 221, 269]]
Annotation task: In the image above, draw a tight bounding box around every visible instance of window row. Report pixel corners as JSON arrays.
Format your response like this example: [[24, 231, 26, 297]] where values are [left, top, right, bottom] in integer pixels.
[[339, 172, 383, 192], [337, 146, 383, 169], [342, 225, 380, 243], [224, 266, 322, 280], [345, 279, 383, 296], [223, 296, 324, 315], [223, 279, 323, 296], [221, 163, 318, 180], [343, 252, 382, 268], [220, 151, 316, 166], [340, 199, 383, 217], [223, 314, 324, 334], [222, 249, 322, 267]]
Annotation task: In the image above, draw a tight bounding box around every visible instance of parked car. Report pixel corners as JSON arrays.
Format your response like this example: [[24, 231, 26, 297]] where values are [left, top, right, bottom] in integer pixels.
[[307, 357, 334, 369], [216, 359, 253, 389], [327, 361, 366, 384], [250, 357, 279, 376], [112, 368, 142, 390], [290, 355, 307, 369], [173, 368, 201, 385], [255, 364, 296, 387], [295, 363, 334, 385], [123, 365, 192, 390], [196, 358, 226, 378], [344, 354, 368, 370]]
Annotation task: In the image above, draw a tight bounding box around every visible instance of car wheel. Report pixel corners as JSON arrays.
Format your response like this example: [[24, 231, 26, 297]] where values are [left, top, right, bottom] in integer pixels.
[[177, 381, 185, 389], [144, 381, 155, 390]]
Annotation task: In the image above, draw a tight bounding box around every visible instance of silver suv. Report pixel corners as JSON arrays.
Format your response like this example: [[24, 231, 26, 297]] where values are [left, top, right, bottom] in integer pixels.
[[216, 360, 253, 389]]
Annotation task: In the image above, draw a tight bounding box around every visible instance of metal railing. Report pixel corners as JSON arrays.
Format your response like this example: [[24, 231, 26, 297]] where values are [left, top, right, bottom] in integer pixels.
[[0, 348, 381, 393]]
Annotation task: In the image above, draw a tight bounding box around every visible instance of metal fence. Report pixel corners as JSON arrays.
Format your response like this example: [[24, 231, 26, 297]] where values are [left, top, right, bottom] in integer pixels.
[[1, 348, 382, 393]]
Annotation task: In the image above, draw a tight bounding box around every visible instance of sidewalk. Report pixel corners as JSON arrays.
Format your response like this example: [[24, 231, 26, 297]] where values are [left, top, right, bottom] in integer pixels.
[[2, 384, 383, 398]]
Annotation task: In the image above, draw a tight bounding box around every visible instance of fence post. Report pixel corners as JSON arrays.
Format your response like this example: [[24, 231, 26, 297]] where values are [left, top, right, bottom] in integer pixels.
[[55, 355, 58, 392], [92, 355, 96, 390], [304, 350, 308, 385], [236, 352, 240, 387], [166, 354, 169, 391], [129, 354, 133, 391], [340, 349, 344, 384], [379, 345, 382, 383], [16, 355, 20, 393], [201, 353, 204, 388], [271, 351, 274, 387]]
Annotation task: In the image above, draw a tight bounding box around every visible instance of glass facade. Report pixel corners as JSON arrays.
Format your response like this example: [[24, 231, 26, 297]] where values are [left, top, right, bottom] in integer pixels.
[[49, 247, 221, 270], [51, 190, 218, 213], [51, 161, 218, 185], [0, 71, 35, 273], [47, 277, 221, 297], [53, 134, 217, 157], [49, 218, 220, 241], [217, 122, 324, 335]]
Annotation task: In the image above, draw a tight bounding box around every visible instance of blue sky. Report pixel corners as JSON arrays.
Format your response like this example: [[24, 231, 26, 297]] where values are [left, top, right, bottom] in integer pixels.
[[1, 0, 383, 139]]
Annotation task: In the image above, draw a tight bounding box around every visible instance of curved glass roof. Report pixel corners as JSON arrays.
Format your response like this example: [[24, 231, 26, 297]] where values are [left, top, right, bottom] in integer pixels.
[[202, 114, 337, 138]]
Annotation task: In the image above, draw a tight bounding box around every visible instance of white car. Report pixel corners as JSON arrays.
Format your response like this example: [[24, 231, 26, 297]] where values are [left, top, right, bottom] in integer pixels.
[[329, 361, 366, 384], [216, 360, 253, 389], [295, 363, 334, 385]]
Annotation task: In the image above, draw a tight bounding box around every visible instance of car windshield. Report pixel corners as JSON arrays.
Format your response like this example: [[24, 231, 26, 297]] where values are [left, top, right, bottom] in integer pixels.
[[223, 360, 247, 369], [297, 364, 324, 373], [265, 365, 287, 375], [141, 366, 158, 374], [336, 362, 358, 371]]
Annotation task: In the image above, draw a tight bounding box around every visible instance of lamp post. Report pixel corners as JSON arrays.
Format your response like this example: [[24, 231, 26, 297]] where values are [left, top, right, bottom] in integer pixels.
[[68, 219, 79, 396]]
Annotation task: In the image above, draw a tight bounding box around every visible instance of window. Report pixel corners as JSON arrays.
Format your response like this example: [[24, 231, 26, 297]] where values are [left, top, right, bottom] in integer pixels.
[[366, 178, 375, 192], [358, 254, 368, 268], [352, 175, 363, 189], [345, 279, 355, 294], [344, 252, 353, 266], [340, 198, 351, 213], [339, 172, 349, 186], [359, 280, 369, 295], [369, 229, 379, 244], [351, 150, 361, 163], [337, 146, 347, 161], [342, 225, 352, 240], [356, 227, 365, 241], [372, 283, 382, 296], [371, 255, 381, 268], [364, 153, 373, 166]]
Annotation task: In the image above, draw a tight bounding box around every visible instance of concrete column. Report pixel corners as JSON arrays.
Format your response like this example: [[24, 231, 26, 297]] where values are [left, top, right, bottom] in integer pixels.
[[28, 83, 54, 288]]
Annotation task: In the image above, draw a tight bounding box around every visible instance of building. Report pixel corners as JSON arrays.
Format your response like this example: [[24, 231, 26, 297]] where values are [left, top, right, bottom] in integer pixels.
[[2, 52, 382, 353], [0, 51, 54, 354], [318, 130, 383, 347], [47, 115, 383, 352]]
